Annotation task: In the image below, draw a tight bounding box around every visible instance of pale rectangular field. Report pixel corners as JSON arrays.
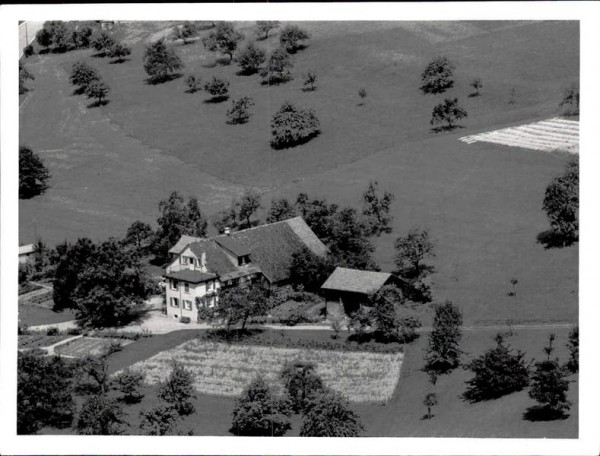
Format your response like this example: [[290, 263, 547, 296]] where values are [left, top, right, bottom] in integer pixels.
[[119, 340, 404, 404], [55, 337, 133, 357], [459, 118, 579, 153]]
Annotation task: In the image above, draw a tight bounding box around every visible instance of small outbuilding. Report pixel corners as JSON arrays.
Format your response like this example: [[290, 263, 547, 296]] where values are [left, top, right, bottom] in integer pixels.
[[19, 244, 36, 264], [321, 267, 403, 316]]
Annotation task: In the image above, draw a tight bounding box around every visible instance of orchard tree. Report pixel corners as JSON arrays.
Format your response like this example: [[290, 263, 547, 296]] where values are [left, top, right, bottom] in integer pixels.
[[173, 22, 197, 44], [143, 39, 183, 83], [463, 333, 530, 402], [19, 146, 50, 199], [329, 207, 378, 271], [430, 98, 468, 129], [52, 238, 96, 309], [124, 220, 154, 253], [369, 285, 413, 342], [470, 77, 483, 96], [362, 180, 395, 236], [18, 353, 76, 434], [559, 84, 579, 116], [394, 228, 435, 279], [91, 31, 116, 56], [289, 247, 335, 292], [23, 44, 34, 57], [528, 334, 571, 419], [425, 300, 463, 373], [203, 76, 230, 101], [50, 21, 70, 52], [236, 43, 266, 75], [238, 189, 261, 227], [423, 392, 438, 419], [202, 22, 244, 62], [270, 101, 320, 149], [85, 79, 110, 105], [279, 25, 310, 53], [295, 193, 339, 243], [261, 47, 294, 85], [185, 74, 202, 93], [358, 87, 367, 105], [256, 21, 280, 40], [565, 325, 578, 373], [266, 197, 297, 223], [109, 43, 131, 63], [72, 26, 93, 48], [420, 56, 455, 94], [300, 388, 364, 437], [542, 160, 578, 245], [280, 362, 324, 413], [231, 375, 292, 436], [212, 202, 239, 234], [303, 70, 317, 91], [75, 394, 125, 435], [158, 362, 197, 415], [153, 191, 208, 261], [69, 61, 99, 91], [206, 285, 268, 330], [226, 97, 255, 125]]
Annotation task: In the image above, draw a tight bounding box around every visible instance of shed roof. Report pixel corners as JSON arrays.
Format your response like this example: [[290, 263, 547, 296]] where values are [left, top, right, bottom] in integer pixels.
[[321, 267, 394, 295], [214, 236, 251, 257], [165, 269, 217, 283]]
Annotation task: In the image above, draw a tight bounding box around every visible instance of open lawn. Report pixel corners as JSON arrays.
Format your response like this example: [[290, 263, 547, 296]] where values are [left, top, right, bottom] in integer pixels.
[[18, 303, 76, 326], [54, 337, 133, 358], [19, 21, 578, 326], [118, 339, 403, 403]]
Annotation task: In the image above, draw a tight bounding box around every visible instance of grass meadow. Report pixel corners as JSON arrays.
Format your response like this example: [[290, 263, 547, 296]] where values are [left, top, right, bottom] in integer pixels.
[[118, 339, 403, 403], [19, 21, 579, 326]]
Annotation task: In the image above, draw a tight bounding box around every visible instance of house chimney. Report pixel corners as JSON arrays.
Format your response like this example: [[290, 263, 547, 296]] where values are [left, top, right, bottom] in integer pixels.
[[224, 227, 231, 235], [200, 251, 206, 272]]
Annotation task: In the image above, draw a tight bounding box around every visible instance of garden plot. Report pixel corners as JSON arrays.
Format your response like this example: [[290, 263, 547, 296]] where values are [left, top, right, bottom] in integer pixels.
[[120, 340, 403, 404], [18, 334, 72, 349], [459, 118, 578, 153], [55, 337, 133, 358]]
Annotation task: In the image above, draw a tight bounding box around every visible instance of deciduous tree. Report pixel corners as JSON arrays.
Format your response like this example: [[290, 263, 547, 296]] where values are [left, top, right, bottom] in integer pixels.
[[202, 22, 244, 62], [185, 74, 202, 93], [430, 98, 468, 129], [470, 78, 483, 96], [238, 189, 261, 227], [173, 22, 197, 45], [420, 56, 455, 94], [69, 61, 99, 90], [113, 369, 145, 403], [565, 325, 578, 373], [394, 228, 435, 279], [75, 394, 125, 435], [108, 43, 131, 63], [300, 388, 364, 437], [542, 160, 578, 245], [270, 101, 320, 149], [19, 62, 34, 94], [236, 43, 266, 75], [91, 31, 116, 56], [423, 392, 438, 419], [139, 404, 180, 435], [559, 84, 579, 116], [84, 79, 110, 105], [124, 220, 154, 253], [207, 285, 268, 330], [362, 180, 395, 236], [143, 39, 183, 83], [289, 247, 335, 292], [255, 21, 280, 40], [279, 25, 310, 53], [266, 197, 297, 223], [231, 375, 291, 436], [261, 47, 294, 85], [329, 207, 378, 271], [280, 362, 324, 413], [303, 70, 317, 91], [203, 76, 229, 101], [19, 146, 50, 199], [36, 27, 53, 51], [157, 362, 197, 415], [226, 97, 255, 125]]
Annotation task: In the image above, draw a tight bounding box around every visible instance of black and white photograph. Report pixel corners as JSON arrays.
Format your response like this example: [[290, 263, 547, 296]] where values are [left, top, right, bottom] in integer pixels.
[[1, 2, 599, 455]]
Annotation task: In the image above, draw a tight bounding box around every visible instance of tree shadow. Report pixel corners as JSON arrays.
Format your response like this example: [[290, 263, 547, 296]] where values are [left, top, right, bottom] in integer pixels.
[[430, 125, 465, 133], [202, 60, 218, 69], [523, 405, 569, 422], [203, 327, 263, 343], [203, 95, 229, 104], [468, 92, 481, 98], [420, 414, 435, 420], [184, 87, 201, 94], [536, 229, 577, 249], [145, 73, 183, 85], [91, 52, 109, 58], [216, 56, 233, 66], [286, 44, 308, 54], [109, 58, 131, 64], [72, 86, 87, 96], [86, 99, 110, 108], [260, 77, 293, 86], [38, 48, 52, 55], [235, 68, 259, 77], [301, 86, 317, 93], [270, 130, 321, 150]]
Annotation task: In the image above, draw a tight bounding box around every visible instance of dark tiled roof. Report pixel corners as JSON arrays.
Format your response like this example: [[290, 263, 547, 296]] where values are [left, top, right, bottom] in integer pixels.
[[214, 236, 251, 257], [321, 267, 394, 294], [188, 240, 238, 277], [168, 234, 204, 255], [165, 269, 217, 283]]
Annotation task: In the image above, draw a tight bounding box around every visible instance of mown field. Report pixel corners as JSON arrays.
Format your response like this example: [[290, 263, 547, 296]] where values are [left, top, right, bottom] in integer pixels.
[[19, 20, 578, 326]]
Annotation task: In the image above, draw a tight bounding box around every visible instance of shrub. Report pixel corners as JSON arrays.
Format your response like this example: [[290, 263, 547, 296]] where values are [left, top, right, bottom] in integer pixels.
[[69, 61, 99, 90], [108, 43, 131, 63], [23, 44, 34, 57], [280, 362, 324, 413], [46, 326, 59, 336], [75, 394, 125, 435], [113, 369, 145, 403], [470, 78, 483, 96], [463, 333, 530, 402], [300, 388, 364, 436], [420, 56, 455, 94], [559, 84, 579, 116], [270, 101, 320, 149], [542, 160, 578, 246], [303, 71, 317, 91], [236, 43, 266, 74], [180, 316, 191, 324], [260, 47, 293, 85], [67, 327, 82, 336], [231, 375, 291, 436], [140, 404, 179, 435], [203, 76, 229, 101], [91, 31, 115, 56], [226, 97, 255, 125], [565, 325, 578, 373], [425, 300, 463, 373], [102, 341, 123, 357], [255, 21, 280, 40], [185, 74, 202, 93]]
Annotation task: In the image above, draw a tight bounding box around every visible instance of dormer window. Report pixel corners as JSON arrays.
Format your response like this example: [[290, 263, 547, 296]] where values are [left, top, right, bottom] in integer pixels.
[[238, 254, 250, 266]]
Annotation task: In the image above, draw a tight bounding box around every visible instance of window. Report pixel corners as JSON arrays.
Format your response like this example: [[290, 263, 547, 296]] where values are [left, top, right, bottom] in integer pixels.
[[208, 296, 215, 308], [184, 282, 190, 293], [207, 281, 213, 291], [183, 300, 192, 310], [181, 256, 187, 265], [170, 297, 179, 307], [170, 280, 178, 291]]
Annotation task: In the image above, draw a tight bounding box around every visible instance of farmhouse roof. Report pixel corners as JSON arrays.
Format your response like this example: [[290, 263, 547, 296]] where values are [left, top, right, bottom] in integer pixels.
[[168, 234, 204, 255], [165, 269, 217, 283], [19, 244, 36, 255], [169, 217, 327, 284], [321, 267, 395, 295]]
